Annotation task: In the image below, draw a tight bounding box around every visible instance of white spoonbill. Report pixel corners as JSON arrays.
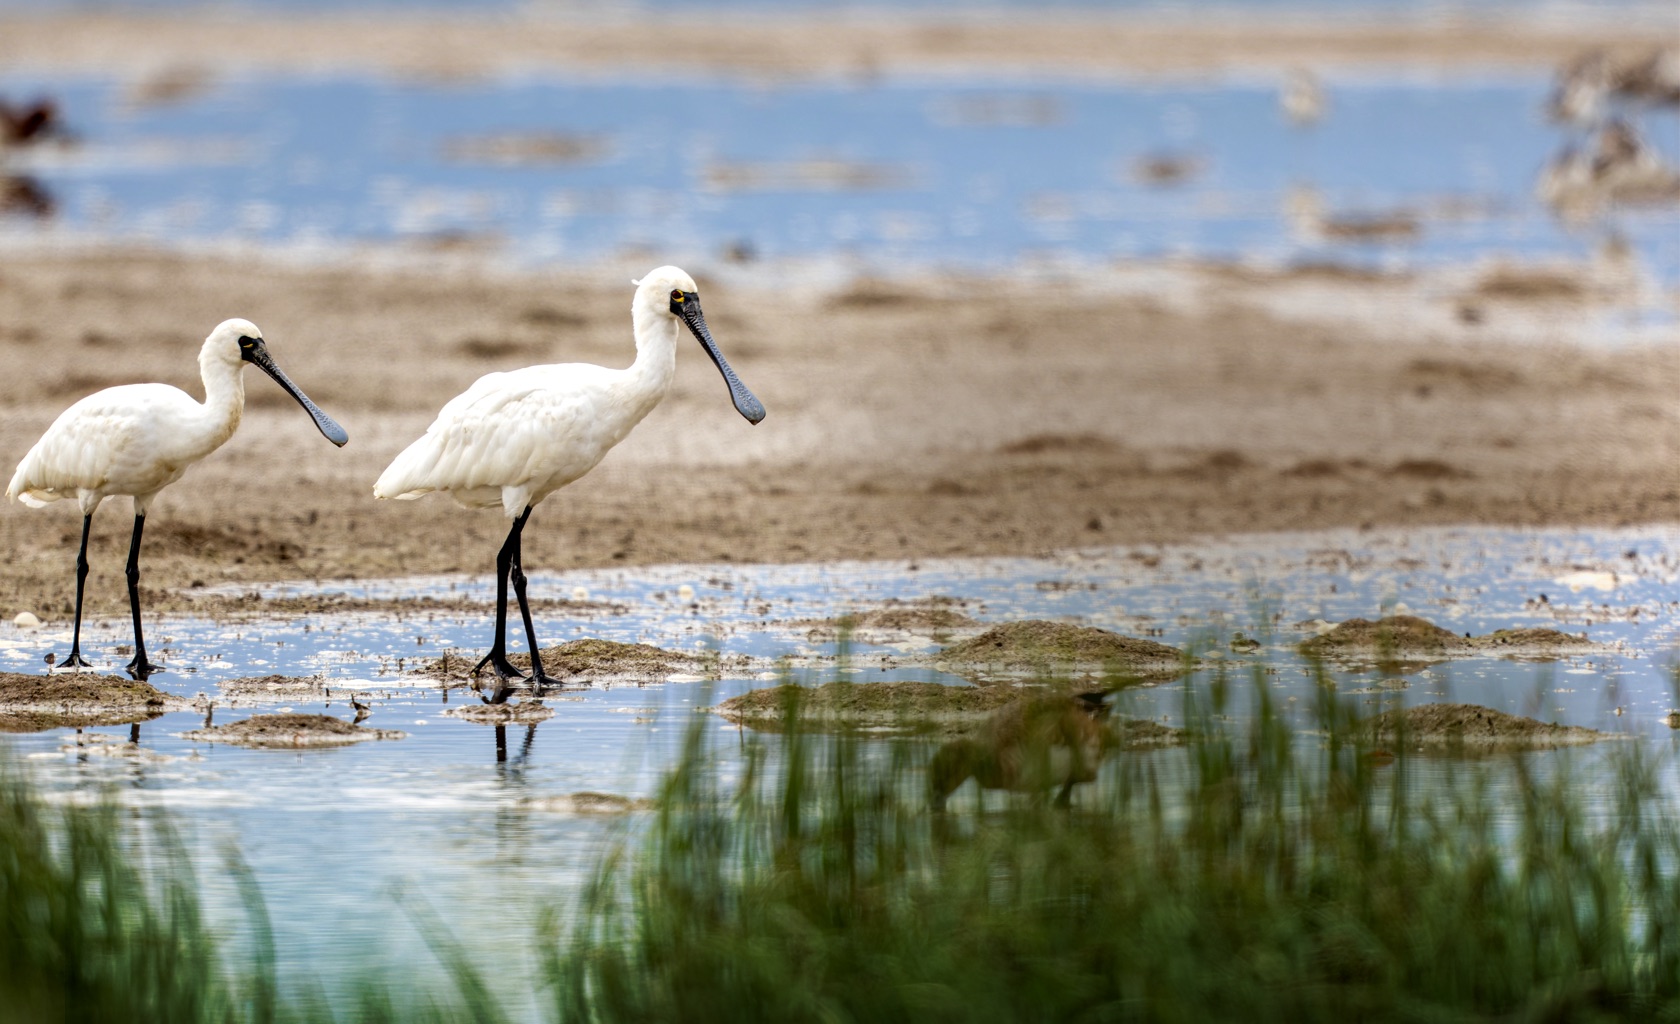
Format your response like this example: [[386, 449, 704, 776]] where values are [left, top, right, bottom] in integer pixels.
[[373, 266, 764, 703], [7, 318, 348, 679]]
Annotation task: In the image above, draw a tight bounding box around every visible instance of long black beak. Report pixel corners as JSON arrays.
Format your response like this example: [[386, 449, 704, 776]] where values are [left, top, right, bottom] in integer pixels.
[[244, 341, 350, 446], [681, 298, 765, 424]]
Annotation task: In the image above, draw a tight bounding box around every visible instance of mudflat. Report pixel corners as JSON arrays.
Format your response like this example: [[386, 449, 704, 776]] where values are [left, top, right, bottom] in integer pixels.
[[0, 251, 1675, 620]]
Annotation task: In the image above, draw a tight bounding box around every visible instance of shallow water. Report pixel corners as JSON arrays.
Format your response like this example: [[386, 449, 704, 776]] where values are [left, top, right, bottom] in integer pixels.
[[1, 525, 1676, 994], [3, 72, 1676, 296]]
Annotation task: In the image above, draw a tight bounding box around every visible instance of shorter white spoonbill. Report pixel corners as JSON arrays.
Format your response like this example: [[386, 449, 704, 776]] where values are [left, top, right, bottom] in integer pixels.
[[7, 319, 348, 679], [374, 266, 764, 704]]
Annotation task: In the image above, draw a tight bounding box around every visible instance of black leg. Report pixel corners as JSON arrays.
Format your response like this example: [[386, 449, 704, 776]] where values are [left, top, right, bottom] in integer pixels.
[[123, 514, 161, 680], [59, 514, 94, 670], [471, 509, 530, 703], [507, 507, 555, 698]]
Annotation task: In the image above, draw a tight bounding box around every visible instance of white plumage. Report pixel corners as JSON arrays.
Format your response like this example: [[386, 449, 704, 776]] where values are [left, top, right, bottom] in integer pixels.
[[375, 266, 764, 702], [8, 317, 347, 677], [375, 362, 660, 518]]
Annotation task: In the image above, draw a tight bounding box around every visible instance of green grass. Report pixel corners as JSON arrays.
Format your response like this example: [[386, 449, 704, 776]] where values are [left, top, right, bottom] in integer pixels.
[[547, 659, 1680, 1023], [0, 773, 248, 1023], [3, 655, 1678, 1022]]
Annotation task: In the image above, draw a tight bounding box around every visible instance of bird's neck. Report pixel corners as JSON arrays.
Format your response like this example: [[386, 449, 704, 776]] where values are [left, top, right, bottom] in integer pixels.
[[624, 304, 678, 409], [197, 348, 246, 444]]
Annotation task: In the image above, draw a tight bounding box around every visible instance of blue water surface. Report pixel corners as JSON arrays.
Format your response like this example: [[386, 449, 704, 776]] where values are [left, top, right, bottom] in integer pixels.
[[2, 525, 1676, 1001], [3, 72, 1675, 284]]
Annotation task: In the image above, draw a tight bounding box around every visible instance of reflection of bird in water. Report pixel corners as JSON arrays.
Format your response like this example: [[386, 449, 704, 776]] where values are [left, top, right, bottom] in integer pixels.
[[7, 319, 349, 679], [494, 723, 539, 765], [350, 697, 371, 723], [0, 174, 53, 218], [929, 692, 1112, 811], [1280, 68, 1326, 127], [0, 98, 62, 147], [1539, 118, 1680, 216], [374, 267, 765, 704]]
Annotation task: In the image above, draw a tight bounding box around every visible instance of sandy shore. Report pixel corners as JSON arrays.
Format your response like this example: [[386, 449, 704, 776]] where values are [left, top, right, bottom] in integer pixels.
[[0, 249, 1675, 622], [0, 12, 1664, 81]]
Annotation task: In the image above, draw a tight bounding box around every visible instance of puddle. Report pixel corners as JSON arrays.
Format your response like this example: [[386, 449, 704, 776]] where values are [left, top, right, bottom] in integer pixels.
[[1, 524, 1676, 993], [1, 73, 1675, 313]]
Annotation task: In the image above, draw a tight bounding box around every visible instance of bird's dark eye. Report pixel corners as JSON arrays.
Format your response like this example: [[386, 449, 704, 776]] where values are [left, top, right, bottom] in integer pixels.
[[238, 336, 257, 347], [670, 289, 684, 302]]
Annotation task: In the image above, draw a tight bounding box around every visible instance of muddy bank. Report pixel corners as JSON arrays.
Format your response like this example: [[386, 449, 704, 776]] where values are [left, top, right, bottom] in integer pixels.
[[1361, 703, 1613, 750], [180, 712, 405, 748], [0, 252, 1676, 623], [0, 13, 1656, 80], [935, 621, 1190, 685], [1299, 615, 1597, 661], [0, 671, 183, 732]]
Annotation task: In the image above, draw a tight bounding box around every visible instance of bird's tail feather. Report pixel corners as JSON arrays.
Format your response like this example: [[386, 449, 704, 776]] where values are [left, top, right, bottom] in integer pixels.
[[373, 440, 438, 501]]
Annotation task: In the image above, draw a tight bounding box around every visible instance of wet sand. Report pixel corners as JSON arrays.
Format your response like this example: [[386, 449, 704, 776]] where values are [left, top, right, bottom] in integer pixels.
[[0, 12, 1663, 80], [0, 250, 1676, 622]]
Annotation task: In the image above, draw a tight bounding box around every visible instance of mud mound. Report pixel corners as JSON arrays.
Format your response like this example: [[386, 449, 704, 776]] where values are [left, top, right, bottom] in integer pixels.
[[1468, 628, 1593, 658], [1301, 617, 1597, 663], [1299, 615, 1466, 658], [220, 674, 328, 697], [935, 621, 1188, 685], [716, 682, 1019, 735], [1363, 703, 1610, 750], [420, 638, 708, 684], [0, 671, 181, 732], [180, 713, 405, 748], [445, 702, 556, 724]]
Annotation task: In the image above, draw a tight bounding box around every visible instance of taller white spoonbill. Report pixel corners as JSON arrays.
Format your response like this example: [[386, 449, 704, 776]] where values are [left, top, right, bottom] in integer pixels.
[[7, 318, 348, 679], [373, 266, 765, 703]]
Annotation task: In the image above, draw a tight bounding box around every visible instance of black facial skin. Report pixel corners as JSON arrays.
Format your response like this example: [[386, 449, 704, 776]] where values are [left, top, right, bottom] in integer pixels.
[[238, 335, 350, 446], [669, 289, 766, 425]]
